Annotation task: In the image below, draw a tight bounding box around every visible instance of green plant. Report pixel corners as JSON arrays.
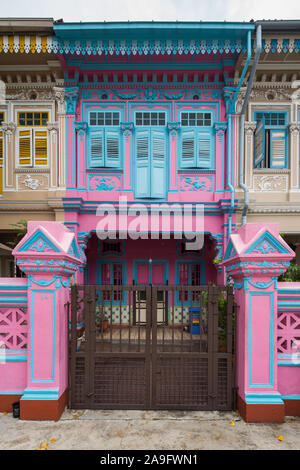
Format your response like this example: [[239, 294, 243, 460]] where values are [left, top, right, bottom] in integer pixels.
[[278, 263, 300, 282], [95, 307, 108, 325], [7, 219, 28, 248]]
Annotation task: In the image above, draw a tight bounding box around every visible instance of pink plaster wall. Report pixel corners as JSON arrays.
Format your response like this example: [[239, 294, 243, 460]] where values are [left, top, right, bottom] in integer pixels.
[[278, 367, 300, 396], [0, 278, 28, 394], [0, 363, 27, 393], [86, 236, 217, 285]]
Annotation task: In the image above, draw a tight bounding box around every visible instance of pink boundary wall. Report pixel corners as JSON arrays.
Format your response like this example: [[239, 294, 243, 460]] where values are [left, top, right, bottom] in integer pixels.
[[223, 222, 300, 422], [1, 220, 300, 421], [0, 222, 81, 419]]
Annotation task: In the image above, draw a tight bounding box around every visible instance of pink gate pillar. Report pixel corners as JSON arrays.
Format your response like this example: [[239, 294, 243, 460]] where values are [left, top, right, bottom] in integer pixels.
[[13, 221, 82, 420], [223, 223, 295, 423]]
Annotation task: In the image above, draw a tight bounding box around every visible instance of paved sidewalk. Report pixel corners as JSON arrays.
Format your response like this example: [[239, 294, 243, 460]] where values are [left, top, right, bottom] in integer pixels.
[[0, 409, 300, 450]]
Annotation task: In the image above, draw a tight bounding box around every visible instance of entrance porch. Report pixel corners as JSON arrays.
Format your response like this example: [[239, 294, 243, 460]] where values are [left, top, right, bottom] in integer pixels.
[[82, 235, 220, 326]]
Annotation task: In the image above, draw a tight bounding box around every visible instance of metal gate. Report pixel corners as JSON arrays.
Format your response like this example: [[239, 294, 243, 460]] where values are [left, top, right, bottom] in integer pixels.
[[69, 285, 235, 410]]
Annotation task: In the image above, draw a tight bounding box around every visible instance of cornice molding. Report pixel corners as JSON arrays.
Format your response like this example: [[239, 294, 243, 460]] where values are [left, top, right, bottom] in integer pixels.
[[248, 208, 300, 214], [4, 82, 56, 90]]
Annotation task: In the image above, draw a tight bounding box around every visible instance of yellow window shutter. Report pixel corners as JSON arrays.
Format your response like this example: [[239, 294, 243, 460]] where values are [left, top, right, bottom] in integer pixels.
[[34, 130, 48, 166], [0, 133, 3, 165], [19, 129, 32, 166], [0, 133, 3, 194]]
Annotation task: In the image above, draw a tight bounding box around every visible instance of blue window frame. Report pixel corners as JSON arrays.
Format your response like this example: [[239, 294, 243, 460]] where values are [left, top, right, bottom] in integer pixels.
[[179, 111, 214, 169], [134, 110, 167, 199], [254, 111, 288, 169], [175, 260, 205, 305], [88, 111, 122, 169], [135, 112, 166, 127], [96, 260, 126, 305]]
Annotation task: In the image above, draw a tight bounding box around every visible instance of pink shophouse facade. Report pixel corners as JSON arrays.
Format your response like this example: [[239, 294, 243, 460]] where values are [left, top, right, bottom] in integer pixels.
[[55, 22, 255, 289]]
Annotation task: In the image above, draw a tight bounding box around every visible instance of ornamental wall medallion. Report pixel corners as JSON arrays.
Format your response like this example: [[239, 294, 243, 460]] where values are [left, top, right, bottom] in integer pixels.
[[253, 174, 288, 192], [88, 174, 122, 191], [179, 175, 214, 192], [18, 174, 49, 190]]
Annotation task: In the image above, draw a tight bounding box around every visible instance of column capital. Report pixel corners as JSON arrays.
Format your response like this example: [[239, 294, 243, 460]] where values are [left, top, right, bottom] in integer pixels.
[[289, 122, 300, 135], [2, 121, 17, 135], [47, 122, 59, 134], [65, 86, 79, 115], [244, 121, 257, 136], [214, 122, 227, 137], [167, 122, 181, 132], [75, 121, 88, 134], [53, 86, 66, 115], [223, 86, 236, 114], [120, 122, 134, 138]]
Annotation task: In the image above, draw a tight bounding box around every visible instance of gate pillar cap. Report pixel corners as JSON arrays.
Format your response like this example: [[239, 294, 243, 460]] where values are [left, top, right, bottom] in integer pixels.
[[222, 223, 295, 279], [12, 221, 82, 275]]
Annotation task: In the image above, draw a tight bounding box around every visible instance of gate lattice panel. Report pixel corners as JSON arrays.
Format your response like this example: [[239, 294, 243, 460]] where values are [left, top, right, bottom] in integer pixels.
[[69, 285, 234, 411]]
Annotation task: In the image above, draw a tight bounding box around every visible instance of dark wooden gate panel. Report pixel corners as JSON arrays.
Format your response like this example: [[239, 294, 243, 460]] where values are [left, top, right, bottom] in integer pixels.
[[69, 285, 152, 409], [69, 284, 234, 411]]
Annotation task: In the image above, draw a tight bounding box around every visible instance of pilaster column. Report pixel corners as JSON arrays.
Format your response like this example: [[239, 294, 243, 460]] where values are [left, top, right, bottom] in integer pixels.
[[77, 230, 90, 285], [214, 122, 227, 192], [47, 122, 59, 189], [121, 122, 134, 190], [288, 123, 300, 191], [244, 122, 257, 189], [211, 232, 225, 284], [13, 221, 81, 420], [54, 87, 66, 189], [167, 122, 180, 191], [75, 122, 88, 189], [2, 122, 16, 189], [223, 223, 295, 422], [65, 87, 79, 189]]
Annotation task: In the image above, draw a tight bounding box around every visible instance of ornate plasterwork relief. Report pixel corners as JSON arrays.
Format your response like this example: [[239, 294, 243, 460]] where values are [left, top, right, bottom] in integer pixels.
[[17, 173, 49, 191], [253, 174, 288, 192], [4, 89, 54, 101], [236, 88, 292, 111]]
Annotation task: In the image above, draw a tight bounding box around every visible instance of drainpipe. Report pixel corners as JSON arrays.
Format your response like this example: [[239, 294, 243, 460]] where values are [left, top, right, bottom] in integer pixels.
[[227, 29, 253, 237], [227, 114, 234, 236], [239, 24, 262, 225]]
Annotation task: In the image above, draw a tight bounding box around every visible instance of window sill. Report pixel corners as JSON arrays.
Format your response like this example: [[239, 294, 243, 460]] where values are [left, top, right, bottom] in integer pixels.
[[253, 169, 290, 174], [86, 168, 123, 173], [178, 169, 216, 173], [14, 168, 50, 173]]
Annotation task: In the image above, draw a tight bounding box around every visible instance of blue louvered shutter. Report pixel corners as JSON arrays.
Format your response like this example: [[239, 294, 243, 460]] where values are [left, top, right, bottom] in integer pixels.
[[270, 129, 287, 169], [135, 130, 150, 198], [89, 129, 104, 167], [151, 130, 166, 198], [197, 130, 212, 168], [105, 129, 121, 168], [254, 118, 265, 168], [181, 130, 196, 168]]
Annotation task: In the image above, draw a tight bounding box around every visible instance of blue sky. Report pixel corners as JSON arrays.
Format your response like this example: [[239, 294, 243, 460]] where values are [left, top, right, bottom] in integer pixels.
[[1, 0, 300, 22]]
